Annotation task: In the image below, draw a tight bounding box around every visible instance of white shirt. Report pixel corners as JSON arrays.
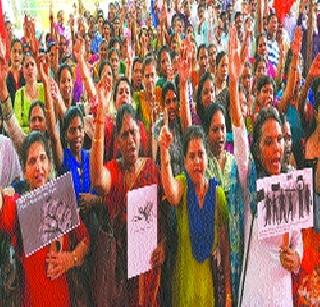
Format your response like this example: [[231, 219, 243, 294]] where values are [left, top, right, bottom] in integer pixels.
[[233, 124, 303, 307]]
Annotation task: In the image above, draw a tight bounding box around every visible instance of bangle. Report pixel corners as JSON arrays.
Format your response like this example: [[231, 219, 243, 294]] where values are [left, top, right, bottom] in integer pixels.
[[1, 95, 9, 104], [95, 119, 104, 125], [93, 138, 103, 143], [72, 250, 79, 266]]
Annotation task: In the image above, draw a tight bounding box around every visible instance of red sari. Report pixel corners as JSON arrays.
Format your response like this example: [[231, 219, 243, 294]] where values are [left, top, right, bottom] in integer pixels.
[[105, 157, 162, 306], [0, 194, 89, 307], [293, 228, 320, 306]]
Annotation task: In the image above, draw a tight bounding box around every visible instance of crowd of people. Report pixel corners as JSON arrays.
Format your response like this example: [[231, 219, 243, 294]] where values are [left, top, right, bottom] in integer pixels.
[[0, 0, 320, 306]]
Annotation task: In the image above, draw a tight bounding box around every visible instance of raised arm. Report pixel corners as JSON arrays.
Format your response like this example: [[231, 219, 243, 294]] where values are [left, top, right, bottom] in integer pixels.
[[177, 39, 193, 131], [90, 84, 112, 195], [159, 124, 184, 206], [229, 26, 250, 191], [278, 27, 302, 113], [40, 62, 64, 170], [73, 38, 97, 101], [229, 26, 243, 128], [297, 53, 320, 114]]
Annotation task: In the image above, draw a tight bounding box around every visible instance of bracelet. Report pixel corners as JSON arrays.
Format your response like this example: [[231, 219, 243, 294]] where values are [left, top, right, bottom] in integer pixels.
[[1, 95, 9, 104], [93, 138, 103, 143], [94, 119, 104, 125], [72, 250, 79, 266]]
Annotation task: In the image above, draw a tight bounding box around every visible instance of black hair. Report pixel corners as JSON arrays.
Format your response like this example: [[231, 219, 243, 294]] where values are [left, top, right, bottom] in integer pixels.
[[235, 11, 241, 19], [203, 103, 226, 134], [107, 47, 120, 60], [143, 56, 154, 71], [28, 101, 45, 120], [57, 64, 73, 84], [216, 51, 226, 67], [256, 75, 275, 93], [10, 38, 22, 50], [183, 125, 207, 157], [254, 55, 267, 74], [98, 60, 113, 80], [133, 56, 143, 71], [61, 106, 84, 148], [115, 103, 138, 134], [108, 37, 121, 50], [21, 131, 51, 169], [162, 81, 178, 107], [197, 71, 214, 122], [251, 107, 281, 171]]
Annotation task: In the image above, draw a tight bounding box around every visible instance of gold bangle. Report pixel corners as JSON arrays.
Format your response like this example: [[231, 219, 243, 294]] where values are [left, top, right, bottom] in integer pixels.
[[72, 250, 79, 266], [93, 138, 103, 142]]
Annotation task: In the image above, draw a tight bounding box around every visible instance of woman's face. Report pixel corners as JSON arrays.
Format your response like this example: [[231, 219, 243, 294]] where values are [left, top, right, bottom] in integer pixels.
[[257, 36, 267, 57], [29, 105, 46, 132], [23, 55, 38, 83], [258, 119, 284, 175], [201, 79, 215, 108], [99, 42, 108, 61], [207, 110, 226, 157], [59, 68, 73, 101], [217, 55, 228, 82], [241, 66, 252, 91], [66, 116, 84, 155], [110, 51, 120, 75], [165, 89, 178, 122], [116, 80, 131, 110], [24, 141, 51, 190], [184, 138, 208, 185], [11, 41, 23, 69], [255, 61, 267, 80], [160, 51, 172, 77], [282, 121, 292, 162], [118, 114, 140, 166], [101, 64, 113, 92]]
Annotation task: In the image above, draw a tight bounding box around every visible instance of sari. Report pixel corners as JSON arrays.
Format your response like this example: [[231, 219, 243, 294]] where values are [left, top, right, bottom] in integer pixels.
[[104, 157, 162, 306]]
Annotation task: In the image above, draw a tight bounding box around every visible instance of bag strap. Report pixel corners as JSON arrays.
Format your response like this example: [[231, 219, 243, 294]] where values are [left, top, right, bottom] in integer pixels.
[[21, 88, 25, 126]]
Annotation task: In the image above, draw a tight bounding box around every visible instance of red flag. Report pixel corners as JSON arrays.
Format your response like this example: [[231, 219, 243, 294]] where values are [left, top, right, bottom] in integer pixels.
[[0, 0, 9, 60], [273, 0, 295, 24]]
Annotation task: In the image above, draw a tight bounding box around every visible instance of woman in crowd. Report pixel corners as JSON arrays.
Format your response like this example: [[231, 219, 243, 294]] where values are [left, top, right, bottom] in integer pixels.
[[0, 132, 89, 306], [14, 52, 45, 133], [6, 39, 25, 106], [159, 123, 232, 306], [196, 71, 215, 124], [90, 89, 165, 306], [228, 27, 302, 306]]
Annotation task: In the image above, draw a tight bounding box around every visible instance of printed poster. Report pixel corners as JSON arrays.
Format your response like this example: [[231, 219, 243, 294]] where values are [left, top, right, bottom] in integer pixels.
[[257, 168, 313, 240], [16, 172, 79, 257], [128, 184, 157, 279]]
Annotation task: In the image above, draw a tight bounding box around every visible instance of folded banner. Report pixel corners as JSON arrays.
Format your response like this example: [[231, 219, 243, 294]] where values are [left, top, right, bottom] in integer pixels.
[[16, 172, 80, 257]]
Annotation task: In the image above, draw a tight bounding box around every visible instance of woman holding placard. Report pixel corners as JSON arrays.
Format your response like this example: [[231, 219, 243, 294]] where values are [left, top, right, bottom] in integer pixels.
[[90, 87, 165, 306], [228, 26, 302, 306], [0, 132, 89, 307]]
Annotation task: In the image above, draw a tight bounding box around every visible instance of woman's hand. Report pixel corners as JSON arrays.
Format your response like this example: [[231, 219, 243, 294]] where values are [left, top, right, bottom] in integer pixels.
[[177, 39, 192, 85], [229, 25, 241, 82], [159, 124, 173, 151], [291, 26, 302, 59], [0, 38, 8, 83], [150, 240, 165, 268], [73, 38, 85, 62], [46, 250, 75, 280], [280, 248, 300, 273]]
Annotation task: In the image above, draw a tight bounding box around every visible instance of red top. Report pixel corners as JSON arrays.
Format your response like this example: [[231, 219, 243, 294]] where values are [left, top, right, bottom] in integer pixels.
[[0, 194, 89, 307]]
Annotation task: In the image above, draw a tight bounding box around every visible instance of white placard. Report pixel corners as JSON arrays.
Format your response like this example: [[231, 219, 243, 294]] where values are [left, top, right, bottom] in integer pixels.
[[16, 172, 79, 257], [127, 184, 157, 279], [257, 168, 313, 240]]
